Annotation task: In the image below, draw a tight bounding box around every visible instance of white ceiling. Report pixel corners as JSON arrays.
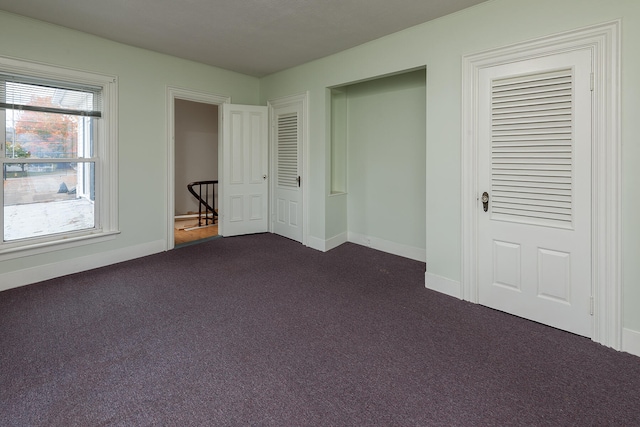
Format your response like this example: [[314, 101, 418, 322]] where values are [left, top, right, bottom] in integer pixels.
[[0, 0, 488, 77]]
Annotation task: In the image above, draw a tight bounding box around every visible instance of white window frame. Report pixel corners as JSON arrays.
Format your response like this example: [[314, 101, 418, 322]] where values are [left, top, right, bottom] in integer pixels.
[[0, 56, 119, 260]]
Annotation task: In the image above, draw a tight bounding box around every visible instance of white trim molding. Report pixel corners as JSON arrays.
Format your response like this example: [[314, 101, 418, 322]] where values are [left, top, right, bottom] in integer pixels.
[[307, 232, 348, 252], [326, 232, 349, 251], [622, 329, 640, 358], [0, 239, 165, 293], [166, 86, 230, 250], [348, 232, 426, 263], [425, 272, 461, 299], [461, 21, 621, 349], [306, 235, 327, 252]]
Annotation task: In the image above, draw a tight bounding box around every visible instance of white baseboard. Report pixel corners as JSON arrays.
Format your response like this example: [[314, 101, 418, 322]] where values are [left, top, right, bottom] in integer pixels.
[[622, 328, 640, 358], [307, 232, 348, 252], [0, 239, 166, 293], [326, 232, 348, 251], [306, 235, 326, 252], [425, 271, 462, 299], [347, 232, 426, 262]]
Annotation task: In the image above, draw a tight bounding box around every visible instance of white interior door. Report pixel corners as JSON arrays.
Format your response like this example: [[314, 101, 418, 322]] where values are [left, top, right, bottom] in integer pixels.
[[477, 49, 593, 337], [220, 104, 268, 237], [272, 102, 303, 242]]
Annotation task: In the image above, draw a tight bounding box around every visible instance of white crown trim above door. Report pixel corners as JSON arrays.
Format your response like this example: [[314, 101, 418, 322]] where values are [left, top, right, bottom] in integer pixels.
[[461, 21, 621, 349]]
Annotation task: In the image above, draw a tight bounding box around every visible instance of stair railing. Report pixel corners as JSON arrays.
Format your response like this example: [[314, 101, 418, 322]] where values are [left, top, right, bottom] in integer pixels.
[[187, 180, 218, 227]]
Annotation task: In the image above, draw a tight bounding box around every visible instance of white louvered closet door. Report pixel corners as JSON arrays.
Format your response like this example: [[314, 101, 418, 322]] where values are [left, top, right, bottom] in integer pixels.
[[477, 49, 593, 338], [273, 103, 303, 242]]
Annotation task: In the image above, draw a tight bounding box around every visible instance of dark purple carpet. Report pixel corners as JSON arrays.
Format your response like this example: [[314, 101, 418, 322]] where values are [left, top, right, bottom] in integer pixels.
[[1, 233, 639, 426]]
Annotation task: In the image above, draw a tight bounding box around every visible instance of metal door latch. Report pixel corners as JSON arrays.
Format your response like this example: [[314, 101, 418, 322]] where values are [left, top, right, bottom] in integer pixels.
[[481, 192, 489, 212]]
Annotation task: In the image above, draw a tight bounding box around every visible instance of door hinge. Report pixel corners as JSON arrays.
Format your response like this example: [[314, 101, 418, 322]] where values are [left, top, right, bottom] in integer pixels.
[[590, 72, 594, 92], [590, 296, 594, 315]]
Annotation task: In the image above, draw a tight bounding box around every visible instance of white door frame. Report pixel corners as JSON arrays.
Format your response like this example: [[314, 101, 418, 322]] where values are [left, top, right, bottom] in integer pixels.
[[267, 92, 309, 246], [166, 86, 230, 250], [461, 21, 621, 348]]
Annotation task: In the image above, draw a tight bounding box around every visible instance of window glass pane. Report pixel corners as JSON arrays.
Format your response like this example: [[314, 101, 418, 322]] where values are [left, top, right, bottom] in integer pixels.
[[3, 162, 95, 241], [5, 109, 93, 159]]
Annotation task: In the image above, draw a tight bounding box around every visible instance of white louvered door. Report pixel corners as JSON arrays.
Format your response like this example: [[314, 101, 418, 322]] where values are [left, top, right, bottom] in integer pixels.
[[272, 102, 302, 242], [477, 49, 593, 337]]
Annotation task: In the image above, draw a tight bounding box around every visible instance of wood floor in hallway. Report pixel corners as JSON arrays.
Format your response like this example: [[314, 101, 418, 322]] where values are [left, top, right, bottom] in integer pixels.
[[174, 217, 218, 246]]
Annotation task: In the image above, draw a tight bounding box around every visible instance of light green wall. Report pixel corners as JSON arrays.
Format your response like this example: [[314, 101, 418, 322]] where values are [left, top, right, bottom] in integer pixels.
[[0, 11, 259, 275], [343, 70, 426, 249], [2, 1, 640, 333], [330, 88, 347, 194], [259, 0, 640, 331]]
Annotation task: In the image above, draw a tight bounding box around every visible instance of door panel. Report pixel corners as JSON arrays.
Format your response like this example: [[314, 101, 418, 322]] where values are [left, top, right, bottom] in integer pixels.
[[221, 104, 268, 237], [493, 240, 521, 290], [477, 49, 593, 337], [272, 103, 303, 242], [537, 248, 571, 303]]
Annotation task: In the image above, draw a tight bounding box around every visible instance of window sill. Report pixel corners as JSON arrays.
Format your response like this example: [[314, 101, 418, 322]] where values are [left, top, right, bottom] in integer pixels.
[[0, 230, 120, 261]]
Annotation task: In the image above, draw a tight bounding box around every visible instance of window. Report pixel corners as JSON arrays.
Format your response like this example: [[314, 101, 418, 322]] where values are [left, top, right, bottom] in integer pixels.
[[0, 57, 118, 258]]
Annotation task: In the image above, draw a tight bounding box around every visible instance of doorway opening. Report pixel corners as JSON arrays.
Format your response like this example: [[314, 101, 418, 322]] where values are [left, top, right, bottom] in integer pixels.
[[166, 87, 229, 250], [173, 99, 219, 247]]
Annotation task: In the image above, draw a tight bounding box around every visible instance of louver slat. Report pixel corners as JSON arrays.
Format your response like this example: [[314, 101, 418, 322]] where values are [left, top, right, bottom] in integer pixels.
[[277, 113, 298, 188], [491, 69, 574, 227]]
